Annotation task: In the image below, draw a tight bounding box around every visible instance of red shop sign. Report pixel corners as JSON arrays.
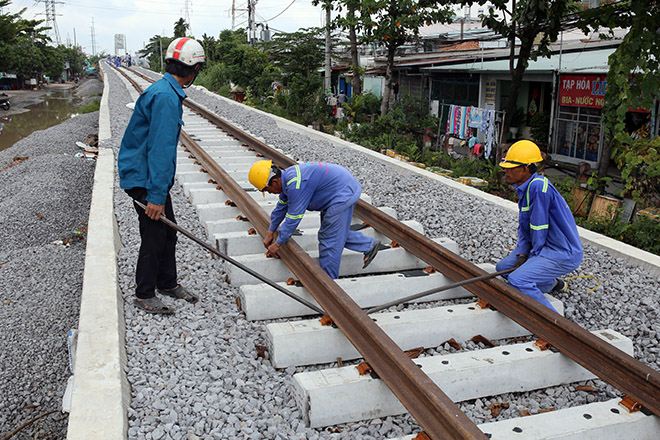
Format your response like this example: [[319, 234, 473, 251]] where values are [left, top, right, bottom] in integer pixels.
[[559, 75, 607, 109]]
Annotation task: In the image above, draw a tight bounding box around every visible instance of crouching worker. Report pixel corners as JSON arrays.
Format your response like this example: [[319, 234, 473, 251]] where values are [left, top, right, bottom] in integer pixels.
[[118, 37, 206, 314], [497, 140, 583, 313], [248, 160, 384, 279]]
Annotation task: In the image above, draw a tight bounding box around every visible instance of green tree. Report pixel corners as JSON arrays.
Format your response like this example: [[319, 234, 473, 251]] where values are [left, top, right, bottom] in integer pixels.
[[225, 44, 279, 96], [468, 0, 578, 157], [312, 0, 367, 95], [40, 45, 65, 79], [200, 33, 219, 63], [577, 1, 660, 204], [173, 18, 188, 38], [0, 0, 25, 41], [0, 2, 55, 81], [215, 29, 248, 64], [138, 35, 171, 72], [61, 46, 86, 76], [262, 28, 325, 82], [196, 30, 249, 91], [359, 0, 454, 115]]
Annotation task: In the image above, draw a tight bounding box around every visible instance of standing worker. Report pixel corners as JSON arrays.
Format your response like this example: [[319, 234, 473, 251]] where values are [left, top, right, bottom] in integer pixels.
[[118, 37, 206, 314], [497, 140, 583, 313], [248, 161, 384, 279]]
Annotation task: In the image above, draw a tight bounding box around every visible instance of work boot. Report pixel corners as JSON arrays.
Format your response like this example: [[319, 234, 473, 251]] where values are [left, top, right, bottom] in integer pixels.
[[551, 279, 566, 293]]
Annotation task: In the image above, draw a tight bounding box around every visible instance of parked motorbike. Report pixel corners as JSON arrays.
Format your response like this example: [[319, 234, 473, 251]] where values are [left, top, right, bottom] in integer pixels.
[[0, 93, 10, 110]]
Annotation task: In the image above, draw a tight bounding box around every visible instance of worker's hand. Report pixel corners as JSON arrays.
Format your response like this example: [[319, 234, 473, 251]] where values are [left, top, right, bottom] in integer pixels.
[[263, 230, 275, 248], [513, 254, 528, 269], [145, 202, 165, 221], [267, 242, 281, 258]]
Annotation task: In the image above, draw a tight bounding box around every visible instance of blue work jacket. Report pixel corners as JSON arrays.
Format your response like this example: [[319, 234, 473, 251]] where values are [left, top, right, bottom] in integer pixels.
[[118, 73, 185, 205], [514, 173, 583, 264], [270, 162, 361, 244]]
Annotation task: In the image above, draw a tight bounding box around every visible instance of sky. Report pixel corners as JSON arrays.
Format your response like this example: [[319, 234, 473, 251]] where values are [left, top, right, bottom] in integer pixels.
[[6, 0, 330, 55]]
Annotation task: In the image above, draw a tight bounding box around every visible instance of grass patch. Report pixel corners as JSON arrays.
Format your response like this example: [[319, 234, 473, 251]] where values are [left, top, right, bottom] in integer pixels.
[[80, 99, 100, 114]]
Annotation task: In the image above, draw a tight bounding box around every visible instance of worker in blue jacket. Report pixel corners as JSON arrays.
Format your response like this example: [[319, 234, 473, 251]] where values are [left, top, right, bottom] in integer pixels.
[[496, 140, 583, 313], [248, 160, 383, 279], [118, 37, 205, 314]]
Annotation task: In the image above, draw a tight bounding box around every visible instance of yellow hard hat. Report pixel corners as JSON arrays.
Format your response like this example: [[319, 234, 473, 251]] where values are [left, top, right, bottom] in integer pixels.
[[248, 160, 274, 191], [500, 140, 544, 168]]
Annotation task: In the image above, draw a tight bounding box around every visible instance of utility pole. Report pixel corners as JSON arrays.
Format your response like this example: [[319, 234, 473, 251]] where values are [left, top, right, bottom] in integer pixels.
[[184, 0, 192, 34], [232, 0, 236, 30], [90, 17, 96, 56], [247, 0, 258, 45], [324, 1, 332, 94], [37, 0, 62, 45]]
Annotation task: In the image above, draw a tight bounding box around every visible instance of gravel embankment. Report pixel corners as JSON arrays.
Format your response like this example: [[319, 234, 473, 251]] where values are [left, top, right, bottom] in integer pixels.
[[106, 66, 660, 439], [7, 63, 655, 439], [0, 109, 98, 438]]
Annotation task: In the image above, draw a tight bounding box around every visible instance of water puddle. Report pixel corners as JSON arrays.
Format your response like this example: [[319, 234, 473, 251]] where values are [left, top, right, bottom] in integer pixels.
[[0, 89, 83, 152]]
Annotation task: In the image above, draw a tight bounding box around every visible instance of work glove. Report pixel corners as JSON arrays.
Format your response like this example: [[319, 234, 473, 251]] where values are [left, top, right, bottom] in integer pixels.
[[513, 254, 528, 269]]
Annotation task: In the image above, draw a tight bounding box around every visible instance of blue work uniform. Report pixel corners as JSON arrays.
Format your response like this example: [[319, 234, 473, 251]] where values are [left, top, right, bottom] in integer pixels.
[[117, 72, 185, 299], [496, 173, 583, 312], [118, 72, 185, 204], [269, 162, 376, 279]]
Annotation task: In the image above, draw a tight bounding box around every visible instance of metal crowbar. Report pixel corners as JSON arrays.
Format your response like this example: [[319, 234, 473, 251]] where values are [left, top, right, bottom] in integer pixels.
[[366, 267, 515, 314], [134, 200, 325, 315]]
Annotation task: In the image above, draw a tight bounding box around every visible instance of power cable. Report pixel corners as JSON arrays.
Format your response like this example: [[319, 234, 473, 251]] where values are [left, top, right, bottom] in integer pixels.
[[60, 1, 227, 17], [261, 0, 296, 23]]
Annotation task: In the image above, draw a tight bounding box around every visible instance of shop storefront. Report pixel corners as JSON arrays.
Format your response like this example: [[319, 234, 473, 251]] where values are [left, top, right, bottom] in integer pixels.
[[553, 74, 607, 165]]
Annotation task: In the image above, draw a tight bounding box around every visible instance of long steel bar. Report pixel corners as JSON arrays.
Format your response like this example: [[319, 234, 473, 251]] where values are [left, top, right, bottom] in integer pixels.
[[354, 202, 660, 416], [366, 268, 515, 314], [178, 130, 486, 439], [133, 201, 325, 315], [118, 65, 660, 430], [182, 98, 660, 417], [114, 69, 482, 438]]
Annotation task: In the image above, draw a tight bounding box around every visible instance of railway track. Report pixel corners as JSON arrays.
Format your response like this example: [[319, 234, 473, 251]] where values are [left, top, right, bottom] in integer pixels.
[[110, 64, 660, 439]]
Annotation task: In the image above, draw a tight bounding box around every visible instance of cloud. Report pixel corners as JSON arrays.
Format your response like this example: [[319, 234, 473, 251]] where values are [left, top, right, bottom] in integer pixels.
[[9, 0, 324, 54]]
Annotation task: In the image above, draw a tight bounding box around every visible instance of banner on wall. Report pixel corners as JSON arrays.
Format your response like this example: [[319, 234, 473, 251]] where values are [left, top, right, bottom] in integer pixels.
[[559, 75, 607, 109]]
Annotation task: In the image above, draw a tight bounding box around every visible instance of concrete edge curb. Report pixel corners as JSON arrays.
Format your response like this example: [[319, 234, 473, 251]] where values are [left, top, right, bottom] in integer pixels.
[[214, 95, 660, 278], [67, 63, 130, 439]]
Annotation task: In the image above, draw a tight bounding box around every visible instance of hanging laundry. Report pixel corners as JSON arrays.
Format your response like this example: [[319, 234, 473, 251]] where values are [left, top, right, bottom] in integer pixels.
[[484, 110, 496, 158], [468, 106, 482, 128], [446, 104, 457, 135], [460, 106, 472, 140]]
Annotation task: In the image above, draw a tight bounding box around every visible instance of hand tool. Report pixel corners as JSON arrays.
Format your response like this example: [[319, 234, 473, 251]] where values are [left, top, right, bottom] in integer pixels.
[[366, 267, 515, 314], [134, 200, 325, 315]]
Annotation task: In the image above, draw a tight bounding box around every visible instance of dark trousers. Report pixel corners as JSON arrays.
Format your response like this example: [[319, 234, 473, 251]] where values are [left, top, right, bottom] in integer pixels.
[[125, 188, 178, 299]]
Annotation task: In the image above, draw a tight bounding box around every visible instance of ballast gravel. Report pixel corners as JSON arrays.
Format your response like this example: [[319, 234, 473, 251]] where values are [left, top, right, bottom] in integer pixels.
[[4, 63, 655, 439], [106, 67, 660, 439], [0, 110, 98, 438]]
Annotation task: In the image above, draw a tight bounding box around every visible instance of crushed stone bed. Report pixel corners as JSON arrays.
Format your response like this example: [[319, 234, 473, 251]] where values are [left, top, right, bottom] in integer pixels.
[[0, 109, 98, 438], [113, 67, 659, 439]]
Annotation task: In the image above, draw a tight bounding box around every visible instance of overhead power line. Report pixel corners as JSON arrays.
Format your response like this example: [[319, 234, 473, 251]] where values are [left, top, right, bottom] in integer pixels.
[[261, 0, 296, 22]]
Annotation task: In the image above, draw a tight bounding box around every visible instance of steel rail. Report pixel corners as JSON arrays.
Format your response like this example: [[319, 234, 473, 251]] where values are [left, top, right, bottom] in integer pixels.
[[353, 204, 660, 416], [115, 65, 660, 430], [177, 129, 486, 439], [115, 67, 487, 438], [181, 96, 660, 417]]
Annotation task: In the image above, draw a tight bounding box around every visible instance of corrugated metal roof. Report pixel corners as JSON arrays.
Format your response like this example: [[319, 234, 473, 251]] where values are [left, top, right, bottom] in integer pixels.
[[422, 47, 615, 74]]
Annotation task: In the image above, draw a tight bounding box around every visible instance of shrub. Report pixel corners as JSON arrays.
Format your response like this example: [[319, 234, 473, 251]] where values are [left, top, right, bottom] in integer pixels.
[[80, 99, 100, 114], [195, 62, 228, 92]]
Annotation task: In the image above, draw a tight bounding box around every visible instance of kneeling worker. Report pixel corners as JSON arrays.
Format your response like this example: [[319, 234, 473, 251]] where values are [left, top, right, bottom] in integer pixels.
[[497, 140, 583, 313], [248, 161, 383, 279]]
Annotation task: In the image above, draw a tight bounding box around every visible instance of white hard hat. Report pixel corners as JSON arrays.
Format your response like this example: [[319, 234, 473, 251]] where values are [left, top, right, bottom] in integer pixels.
[[165, 37, 206, 67]]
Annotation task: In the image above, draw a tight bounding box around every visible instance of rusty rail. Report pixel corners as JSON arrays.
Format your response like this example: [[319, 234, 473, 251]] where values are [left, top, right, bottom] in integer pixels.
[[182, 97, 660, 418], [178, 129, 486, 439], [115, 65, 660, 434]]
